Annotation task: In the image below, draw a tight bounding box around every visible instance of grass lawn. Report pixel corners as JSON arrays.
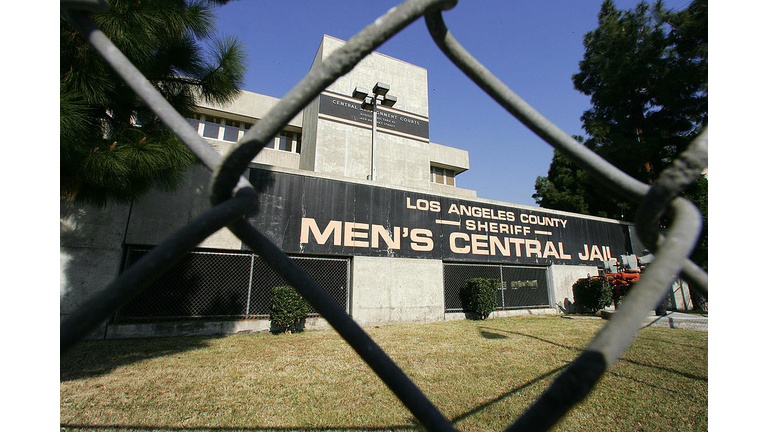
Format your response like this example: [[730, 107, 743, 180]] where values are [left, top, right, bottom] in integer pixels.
[[60, 315, 707, 431]]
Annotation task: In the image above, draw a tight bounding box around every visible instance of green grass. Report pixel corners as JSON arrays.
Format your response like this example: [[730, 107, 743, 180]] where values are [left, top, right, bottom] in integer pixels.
[[60, 315, 707, 431]]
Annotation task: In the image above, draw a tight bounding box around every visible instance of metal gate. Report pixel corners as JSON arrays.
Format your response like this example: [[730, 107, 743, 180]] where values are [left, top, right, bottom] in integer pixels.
[[116, 247, 350, 322], [444, 262, 551, 312]]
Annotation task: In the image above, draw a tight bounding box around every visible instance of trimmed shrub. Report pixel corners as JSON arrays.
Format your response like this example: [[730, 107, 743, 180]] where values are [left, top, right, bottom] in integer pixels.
[[270, 285, 310, 333], [572, 277, 612, 314], [462, 278, 498, 320]]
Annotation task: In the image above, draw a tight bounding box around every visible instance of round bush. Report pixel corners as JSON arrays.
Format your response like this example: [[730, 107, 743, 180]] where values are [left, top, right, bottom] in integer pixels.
[[270, 285, 310, 333], [462, 278, 498, 320], [572, 277, 612, 314]]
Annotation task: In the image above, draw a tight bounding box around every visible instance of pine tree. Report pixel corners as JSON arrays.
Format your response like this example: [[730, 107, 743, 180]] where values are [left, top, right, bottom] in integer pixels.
[[533, 0, 707, 220], [60, 0, 246, 206]]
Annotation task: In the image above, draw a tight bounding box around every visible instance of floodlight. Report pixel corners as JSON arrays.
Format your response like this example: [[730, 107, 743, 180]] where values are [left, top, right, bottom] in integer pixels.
[[361, 96, 374, 111], [381, 93, 397, 107], [372, 82, 390, 96], [352, 87, 369, 100]]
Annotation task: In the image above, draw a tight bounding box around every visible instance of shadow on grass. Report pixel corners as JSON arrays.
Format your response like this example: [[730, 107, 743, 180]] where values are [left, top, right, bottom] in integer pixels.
[[478, 325, 708, 382], [60, 334, 227, 382], [59, 425, 419, 431], [478, 326, 582, 352], [634, 334, 708, 351], [449, 363, 569, 425], [479, 329, 508, 339]]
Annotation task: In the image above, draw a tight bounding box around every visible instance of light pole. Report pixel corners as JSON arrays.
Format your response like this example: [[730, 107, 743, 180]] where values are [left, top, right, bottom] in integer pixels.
[[352, 82, 397, 181]]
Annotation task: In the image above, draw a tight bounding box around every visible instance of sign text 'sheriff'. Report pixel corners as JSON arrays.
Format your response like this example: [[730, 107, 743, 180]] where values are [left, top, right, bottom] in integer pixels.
[[247, 169, 633, 266]]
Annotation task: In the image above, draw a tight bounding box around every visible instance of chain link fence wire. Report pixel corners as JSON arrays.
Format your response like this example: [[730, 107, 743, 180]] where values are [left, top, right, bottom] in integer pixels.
[[60, 0, 708, 430], [118, 248, 253, 321], [115, 249, 350, 322], [443, 263, 550, 312]]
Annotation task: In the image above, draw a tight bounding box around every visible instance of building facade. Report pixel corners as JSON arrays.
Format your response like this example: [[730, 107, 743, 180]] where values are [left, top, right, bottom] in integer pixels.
[[60, 35, 688, 339]]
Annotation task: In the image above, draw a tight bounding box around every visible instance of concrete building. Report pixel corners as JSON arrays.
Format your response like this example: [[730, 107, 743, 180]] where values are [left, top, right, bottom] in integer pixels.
[[61, 35, 675, 339]]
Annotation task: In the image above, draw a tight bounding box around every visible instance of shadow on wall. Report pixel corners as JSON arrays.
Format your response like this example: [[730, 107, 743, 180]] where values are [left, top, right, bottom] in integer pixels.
[[60, 199, 245, 377], [557, 298, 575, 314], [60, 199, 132, 340], [60, 167, 278, 369]]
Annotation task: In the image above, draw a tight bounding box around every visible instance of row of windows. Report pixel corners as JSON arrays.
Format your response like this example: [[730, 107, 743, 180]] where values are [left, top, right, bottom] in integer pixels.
[[188, 114, 457, 186], [188, 114, 301, 154]]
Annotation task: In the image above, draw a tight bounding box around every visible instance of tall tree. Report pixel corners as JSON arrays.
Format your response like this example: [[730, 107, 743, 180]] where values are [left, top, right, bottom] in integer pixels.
[[61, 0, 247, 206], [533, 0, 707, 220]]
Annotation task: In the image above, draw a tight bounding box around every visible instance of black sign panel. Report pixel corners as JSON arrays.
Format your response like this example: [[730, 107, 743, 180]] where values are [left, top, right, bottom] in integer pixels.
[[246, 169, 634, 265], [318, 93, 429, 139]]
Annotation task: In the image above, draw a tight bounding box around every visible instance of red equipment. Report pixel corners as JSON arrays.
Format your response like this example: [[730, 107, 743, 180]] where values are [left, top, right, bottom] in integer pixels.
[[590, 254, 653, 306]]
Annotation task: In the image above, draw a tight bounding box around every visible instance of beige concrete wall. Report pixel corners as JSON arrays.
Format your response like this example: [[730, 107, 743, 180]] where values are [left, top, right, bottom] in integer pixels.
[[549, 264, 599, 314], [429, 141, 470, 173], [298, 40, 325, 172], [444, 307, 559, 321], [196, 90, 302, 127], [203, 129, 301, 171], [312, 117, 446, 190], [313, 118, 374, 179], [106, 317, 333, 339], [304, 35, 473, 197], [299, 96, 320, 171], [319, 35, 429, 118], [351, 256, 444, 326], [429, 182, 477, 198]]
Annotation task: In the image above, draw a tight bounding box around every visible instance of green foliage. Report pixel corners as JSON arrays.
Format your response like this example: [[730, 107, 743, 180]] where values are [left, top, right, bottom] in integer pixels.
[[60, 0, 247, 206], [572, 278, 613, 314], [533, 0, 707, 221], [684, 174, 708, 272], [270, 286, 310, 333], [462, 278, 498, 320]]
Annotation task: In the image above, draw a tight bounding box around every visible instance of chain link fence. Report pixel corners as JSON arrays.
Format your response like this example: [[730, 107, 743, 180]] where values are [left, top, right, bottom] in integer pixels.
[[444, 263, 550, 312], [60, 0, 708, 430], [116, 248, 349, 322]]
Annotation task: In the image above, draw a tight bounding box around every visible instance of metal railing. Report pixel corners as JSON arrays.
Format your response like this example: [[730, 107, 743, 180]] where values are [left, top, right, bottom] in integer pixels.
[[60, 1, 708, 431]]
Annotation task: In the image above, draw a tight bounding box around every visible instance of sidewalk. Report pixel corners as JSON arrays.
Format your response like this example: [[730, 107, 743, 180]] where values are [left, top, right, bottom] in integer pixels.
[[596, 310, 708, 332], [642, 311, 708, 332]]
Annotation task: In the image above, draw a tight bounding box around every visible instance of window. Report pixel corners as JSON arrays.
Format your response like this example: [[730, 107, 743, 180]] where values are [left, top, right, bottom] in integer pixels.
[[202, 116, 221, 139], [187, 113, 201, 131], [276, 132, 290, 151], [223, 119, 241, 142], [270, 131, 301, 153], [431, 166, 455, 186]]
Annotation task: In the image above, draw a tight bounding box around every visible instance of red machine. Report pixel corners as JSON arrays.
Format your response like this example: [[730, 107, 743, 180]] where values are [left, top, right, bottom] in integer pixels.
[[591, 254, 653, 306]]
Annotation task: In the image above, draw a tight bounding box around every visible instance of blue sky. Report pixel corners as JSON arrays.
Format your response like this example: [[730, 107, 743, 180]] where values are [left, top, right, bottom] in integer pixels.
[[215, 0, 692, 206]]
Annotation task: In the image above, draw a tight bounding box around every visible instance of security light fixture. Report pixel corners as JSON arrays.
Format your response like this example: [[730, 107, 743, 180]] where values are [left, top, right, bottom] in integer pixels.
[[351, 83, 397, 182], [381, 93, 397, 107], [372, 82, 390, 96], [352, 87, 369, 101], [361, 96, 374, 111]]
